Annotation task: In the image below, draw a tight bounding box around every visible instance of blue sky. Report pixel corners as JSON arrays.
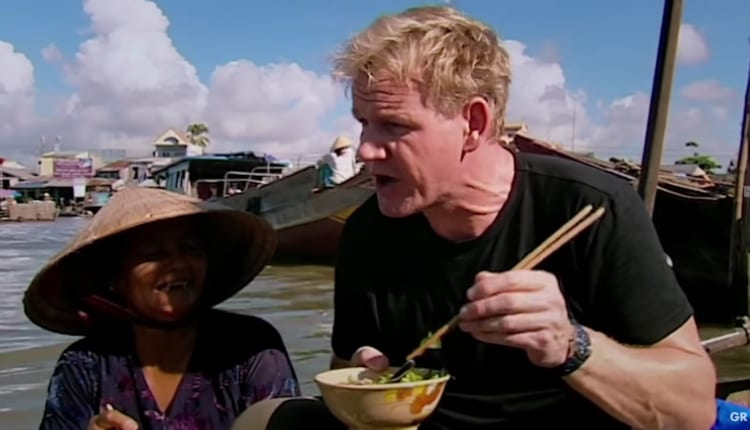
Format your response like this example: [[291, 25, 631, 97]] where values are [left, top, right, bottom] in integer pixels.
[[0, 0, 748, 166]]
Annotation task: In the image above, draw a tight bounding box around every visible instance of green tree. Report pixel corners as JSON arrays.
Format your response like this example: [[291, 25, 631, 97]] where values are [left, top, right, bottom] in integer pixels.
[[675, 141, 722, 173], [186, 123, 211, 149]]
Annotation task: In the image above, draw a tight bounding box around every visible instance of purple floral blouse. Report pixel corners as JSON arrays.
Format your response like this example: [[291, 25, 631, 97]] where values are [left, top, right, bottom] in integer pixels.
[[38, 310, 301, 430]]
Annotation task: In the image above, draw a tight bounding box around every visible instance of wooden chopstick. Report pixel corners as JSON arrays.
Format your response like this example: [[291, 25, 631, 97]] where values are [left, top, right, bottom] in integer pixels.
[[513, 205, 593, 269], [405, 205, 606, 361], [522, 207, 605, 269]]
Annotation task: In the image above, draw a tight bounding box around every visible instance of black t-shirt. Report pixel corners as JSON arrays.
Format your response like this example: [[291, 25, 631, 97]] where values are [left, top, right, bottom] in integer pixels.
[[331, 151, 694, 429]]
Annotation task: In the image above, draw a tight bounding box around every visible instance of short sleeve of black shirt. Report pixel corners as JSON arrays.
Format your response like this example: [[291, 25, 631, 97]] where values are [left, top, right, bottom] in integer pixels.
[[583, 178, 694, 344]]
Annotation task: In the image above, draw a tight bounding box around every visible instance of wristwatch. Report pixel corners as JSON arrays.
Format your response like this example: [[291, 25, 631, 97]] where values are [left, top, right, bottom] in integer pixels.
[[557, 321, 591, 376]]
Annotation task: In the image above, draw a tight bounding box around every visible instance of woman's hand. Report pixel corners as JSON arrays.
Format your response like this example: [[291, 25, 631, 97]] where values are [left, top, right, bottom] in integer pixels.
[[88, 405, 139, 430]]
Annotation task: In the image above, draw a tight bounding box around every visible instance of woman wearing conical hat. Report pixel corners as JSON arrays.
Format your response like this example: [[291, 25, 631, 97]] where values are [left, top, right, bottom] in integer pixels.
[[316, 135, 361, 188], [27, 187, 300, 430]]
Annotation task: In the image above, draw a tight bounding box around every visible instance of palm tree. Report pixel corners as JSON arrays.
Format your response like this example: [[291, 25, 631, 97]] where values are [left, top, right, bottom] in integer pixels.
[[185, 123, 211, 150]]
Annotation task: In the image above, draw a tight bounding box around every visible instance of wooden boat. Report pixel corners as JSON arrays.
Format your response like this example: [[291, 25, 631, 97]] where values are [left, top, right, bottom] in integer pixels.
[[513, 134, 738, 325], [702, 318, 750, 405], [215, 166, 374, 263]]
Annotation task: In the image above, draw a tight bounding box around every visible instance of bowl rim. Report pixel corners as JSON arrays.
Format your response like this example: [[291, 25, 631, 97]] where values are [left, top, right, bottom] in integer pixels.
[[313, 366, 451, 390]]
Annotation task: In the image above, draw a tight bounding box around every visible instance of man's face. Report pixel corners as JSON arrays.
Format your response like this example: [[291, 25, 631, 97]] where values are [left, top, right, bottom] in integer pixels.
[[352, 76, 467, 218]]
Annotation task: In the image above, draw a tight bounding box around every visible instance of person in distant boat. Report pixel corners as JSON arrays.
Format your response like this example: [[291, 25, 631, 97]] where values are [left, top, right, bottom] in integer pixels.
[[326, 6, 717, 430], [25, 187, 300, 430], [316, 135, 361, 188]]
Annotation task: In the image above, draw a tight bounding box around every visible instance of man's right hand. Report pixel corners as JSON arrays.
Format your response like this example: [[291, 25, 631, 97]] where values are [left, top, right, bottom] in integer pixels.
[[88, 405, 138, 430], [350, 346, 390, 371]]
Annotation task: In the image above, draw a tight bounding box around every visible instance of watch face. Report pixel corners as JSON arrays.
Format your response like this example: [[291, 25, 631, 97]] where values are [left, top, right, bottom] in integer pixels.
[[557, 324, 591, 376], [576, 327, 591, 352], [571, 325, 591, 358]]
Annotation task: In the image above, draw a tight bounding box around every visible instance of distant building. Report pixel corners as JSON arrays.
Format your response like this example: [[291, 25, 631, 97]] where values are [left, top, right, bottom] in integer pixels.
[[0, 158, 35, 193], [152, 128, 205, 158], [37, 149, 126, 178], [0, 159, 27, 170], [661, 163, 709, 180], [95, 159, 151, 183], [151, 152, 286, 199], [92, 128, 203, 189], [501, 122, 528, 144], [38, 151, 94, 178]]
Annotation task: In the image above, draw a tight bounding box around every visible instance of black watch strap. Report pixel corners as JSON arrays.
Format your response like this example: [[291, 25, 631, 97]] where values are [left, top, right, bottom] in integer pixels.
[[557, 322, 591, 376]]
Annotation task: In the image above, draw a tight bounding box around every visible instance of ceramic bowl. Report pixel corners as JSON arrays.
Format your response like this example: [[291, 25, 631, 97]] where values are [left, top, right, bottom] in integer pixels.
[[313, 366, 450, 430]]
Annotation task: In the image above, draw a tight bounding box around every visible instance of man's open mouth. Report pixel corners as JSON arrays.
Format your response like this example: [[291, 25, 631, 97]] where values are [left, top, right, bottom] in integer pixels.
[[374, 174, 397, 187]]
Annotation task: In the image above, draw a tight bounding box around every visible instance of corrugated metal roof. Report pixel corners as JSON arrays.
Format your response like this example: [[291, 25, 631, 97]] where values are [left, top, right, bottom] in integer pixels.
[[11, 176, 115, 189], [0, 166, 36, 180]]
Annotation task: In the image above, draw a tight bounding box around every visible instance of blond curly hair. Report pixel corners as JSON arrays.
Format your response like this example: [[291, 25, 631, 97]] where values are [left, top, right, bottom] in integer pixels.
[[332, 6, 512, 138]]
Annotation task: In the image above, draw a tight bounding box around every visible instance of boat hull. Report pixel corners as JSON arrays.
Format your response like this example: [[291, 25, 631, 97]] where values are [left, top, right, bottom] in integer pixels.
[[214, 167, 373, 264], [268, 177, 372, 263], [274, 206, 357, 263]]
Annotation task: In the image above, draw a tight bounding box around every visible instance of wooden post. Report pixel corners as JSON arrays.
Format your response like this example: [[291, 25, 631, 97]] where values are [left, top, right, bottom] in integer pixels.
[[732, 44, 750, 222], [730, 42, 750, 318], [637, 0, 683, 215]]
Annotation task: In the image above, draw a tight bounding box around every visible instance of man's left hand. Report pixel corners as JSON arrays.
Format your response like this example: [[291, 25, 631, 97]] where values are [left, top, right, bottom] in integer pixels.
[[458, 270, 575, 368]]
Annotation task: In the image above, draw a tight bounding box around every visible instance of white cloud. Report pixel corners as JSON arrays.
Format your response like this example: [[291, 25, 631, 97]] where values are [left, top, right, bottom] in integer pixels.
[[583, 93, 732, 162], [681, 79, 735, 103], [503, 40, 590, 148], [586, 92, 651, 155], [12, 0, 350, 161], [502, 37, 735, 165], [55, 0, 207, 147], [677, 23, 709, 66], [0, 1, 737, 171], [0, 41, 36, 140], [203, 60, 341, 155]]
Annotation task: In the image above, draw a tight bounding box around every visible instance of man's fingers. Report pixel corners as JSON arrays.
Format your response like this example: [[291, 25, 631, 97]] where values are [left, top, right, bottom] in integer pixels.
[[351, 346, 389, 371], [460, 292, 546, 320], [459, 313, 552, 335], [467, 270, 544, 300]]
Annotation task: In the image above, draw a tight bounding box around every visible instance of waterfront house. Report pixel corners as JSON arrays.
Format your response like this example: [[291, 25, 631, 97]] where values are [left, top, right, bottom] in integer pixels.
[[151, 152, 287, 199], [12, 150, 118, 212], [37, 150, 110, 177], [0, 158, 35, 192], [501, 122, 529, 144], [152, 128, 205, 158], [95, 159, 155, 186], [11, 176, 115, 210]]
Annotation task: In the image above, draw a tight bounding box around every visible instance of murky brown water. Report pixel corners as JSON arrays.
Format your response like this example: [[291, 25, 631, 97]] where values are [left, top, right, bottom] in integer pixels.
[[1, 217, 749, 429], [0, 218, 335, 429]]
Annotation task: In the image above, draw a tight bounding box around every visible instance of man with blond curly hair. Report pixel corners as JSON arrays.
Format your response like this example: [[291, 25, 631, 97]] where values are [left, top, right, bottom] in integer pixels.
[[327, 5, 717, 430]]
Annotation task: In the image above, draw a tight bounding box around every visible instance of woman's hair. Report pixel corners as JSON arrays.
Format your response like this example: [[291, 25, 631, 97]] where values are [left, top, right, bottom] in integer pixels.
[[332, 6, 513, 138]]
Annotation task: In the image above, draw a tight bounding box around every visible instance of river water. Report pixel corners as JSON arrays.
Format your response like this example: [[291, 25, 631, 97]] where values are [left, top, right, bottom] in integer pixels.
[[2, 218, 750, 429], [0, 217, 336, 429]]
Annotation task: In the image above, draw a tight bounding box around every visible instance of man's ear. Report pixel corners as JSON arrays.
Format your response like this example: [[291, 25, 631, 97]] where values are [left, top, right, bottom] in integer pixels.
[[462, 97, 492, 154]]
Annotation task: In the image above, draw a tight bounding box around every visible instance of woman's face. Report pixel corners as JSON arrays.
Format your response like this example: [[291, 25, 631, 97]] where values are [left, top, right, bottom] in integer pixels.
[[115, 218, 208, 323]]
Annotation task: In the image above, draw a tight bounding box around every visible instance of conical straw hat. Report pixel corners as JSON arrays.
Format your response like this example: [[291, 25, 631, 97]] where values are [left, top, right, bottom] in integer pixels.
[[330, 136, 353, 152], [23, 186, 277, 336]]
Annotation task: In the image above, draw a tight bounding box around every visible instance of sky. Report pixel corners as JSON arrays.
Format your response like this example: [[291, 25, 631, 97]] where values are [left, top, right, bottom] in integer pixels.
[[0, 0, 748, 170]]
